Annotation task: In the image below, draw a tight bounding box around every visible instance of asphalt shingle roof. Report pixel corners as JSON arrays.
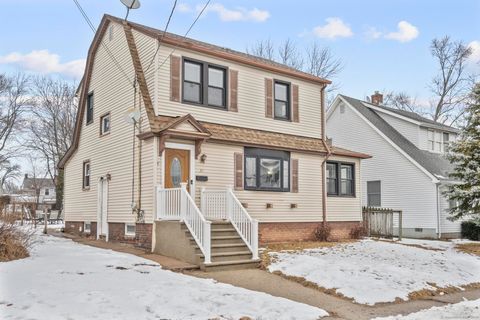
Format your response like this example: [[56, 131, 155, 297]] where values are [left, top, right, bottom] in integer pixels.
[[340, 95, 454, 179]]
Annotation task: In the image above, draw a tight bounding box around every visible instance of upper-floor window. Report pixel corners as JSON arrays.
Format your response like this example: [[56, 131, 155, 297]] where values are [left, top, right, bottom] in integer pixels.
[[443, 132, 450, 151], [327, 161, 355, 197], [100, 113, 111, 135], [44, 188, 50, 196], [86, 92, 94, 125], [244, 148, 290, 192], [274, 81, 290, 120], [182, 59, 227, 108], [427, 129, 435, 151], [83, 161, 90, 189]]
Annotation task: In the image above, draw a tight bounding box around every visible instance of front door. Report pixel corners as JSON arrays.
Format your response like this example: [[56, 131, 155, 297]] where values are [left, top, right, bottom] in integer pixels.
[[165, 148, 190, 190], [97, 177, 108, 239]]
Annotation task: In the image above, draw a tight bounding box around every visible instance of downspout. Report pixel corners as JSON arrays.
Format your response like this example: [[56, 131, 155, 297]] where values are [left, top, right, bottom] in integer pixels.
[[320, 84, 331, 226], [435, 182, 442, 239]]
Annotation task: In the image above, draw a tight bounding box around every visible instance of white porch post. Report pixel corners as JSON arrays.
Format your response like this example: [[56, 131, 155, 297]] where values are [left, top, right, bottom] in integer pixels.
[[200, 187, 206, 215], [226, 185, 233, 220], [252, 219, 259, 260], [180, 183, 187, 220], [203, 221, 212, 264]]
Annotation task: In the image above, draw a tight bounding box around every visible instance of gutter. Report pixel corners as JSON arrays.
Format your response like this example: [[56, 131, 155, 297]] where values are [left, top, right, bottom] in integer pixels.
[[435, 182, 442, 239], [320, 84, 331, 226]]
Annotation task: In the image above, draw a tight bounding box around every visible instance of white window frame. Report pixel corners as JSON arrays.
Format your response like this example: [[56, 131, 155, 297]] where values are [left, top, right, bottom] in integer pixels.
[[100, 113, 111, 136], [427, 129, 435, 151], [84, 221, 91, 234], [125, 223, 136, 237]]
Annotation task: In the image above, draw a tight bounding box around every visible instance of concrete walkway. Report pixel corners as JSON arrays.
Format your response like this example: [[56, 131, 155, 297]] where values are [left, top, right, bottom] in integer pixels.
[[187, 268, 480, 320]]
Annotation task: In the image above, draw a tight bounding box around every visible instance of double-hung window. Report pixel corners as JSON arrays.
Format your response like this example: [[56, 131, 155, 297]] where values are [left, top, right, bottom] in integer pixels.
[[274, 81, 290, 120], [86, 92, 94, 125], [100, 113, 111, 135], [427, 129, 435, 151], [183, 59, 227, 108], [443, 132, 450, 152], [83, 161, 90, 189], [367, 181, 381, 207], [326, 161, 355, 197], [244, 148, 290, 192]]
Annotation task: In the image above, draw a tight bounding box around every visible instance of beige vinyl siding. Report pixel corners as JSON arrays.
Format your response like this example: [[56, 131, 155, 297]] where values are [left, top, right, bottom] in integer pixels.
[[326, 155, 362, 222], [152, 45, 323, 139], [64, 21, 154, 224]]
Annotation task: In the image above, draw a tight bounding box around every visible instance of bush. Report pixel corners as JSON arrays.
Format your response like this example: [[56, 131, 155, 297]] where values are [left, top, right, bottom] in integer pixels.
[[349, 224, 367, 239], [0, 217, 35, 262], [314, 223, 331, 242], [461, 220, 480, 241]]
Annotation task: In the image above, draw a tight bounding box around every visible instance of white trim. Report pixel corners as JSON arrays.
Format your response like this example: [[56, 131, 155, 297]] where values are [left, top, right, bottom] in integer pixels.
[[162, 142, 196, 198], [338, 95, 440, 184], [125, 223, 136, 237]]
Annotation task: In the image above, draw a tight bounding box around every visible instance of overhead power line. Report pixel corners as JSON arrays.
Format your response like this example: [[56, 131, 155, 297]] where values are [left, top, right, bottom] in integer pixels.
[[72, 0, 133, 86], [156, 0, 211, 72], [144, 0, 178, 73]]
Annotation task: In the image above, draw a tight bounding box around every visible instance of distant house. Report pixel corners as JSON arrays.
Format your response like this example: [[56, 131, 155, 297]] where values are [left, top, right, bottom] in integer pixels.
[[327, 93, 461, 239], [20, 174, 56, 211]]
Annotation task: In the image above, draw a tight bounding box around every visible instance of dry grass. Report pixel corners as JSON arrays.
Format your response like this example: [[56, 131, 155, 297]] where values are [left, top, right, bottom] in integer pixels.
[[0, 215, 35, 262], [408, 282, 480, 300], [456, 243, 480, 256]]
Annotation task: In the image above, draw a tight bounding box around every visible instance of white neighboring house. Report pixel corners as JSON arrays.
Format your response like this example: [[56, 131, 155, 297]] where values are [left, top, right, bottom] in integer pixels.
[[20, 174, 57, 211], [326, 93, 460, 239]]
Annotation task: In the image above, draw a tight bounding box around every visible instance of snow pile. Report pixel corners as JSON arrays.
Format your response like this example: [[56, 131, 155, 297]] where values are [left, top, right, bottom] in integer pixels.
[[268, 239, 480, 305], [373, 298, 480, 319], [0, 234, 327, 320]]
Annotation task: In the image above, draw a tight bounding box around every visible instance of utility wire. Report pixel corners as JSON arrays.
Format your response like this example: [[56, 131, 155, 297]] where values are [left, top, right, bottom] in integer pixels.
[[72, 0, 133, 85], [156, 0, 211, 72], [144, 0, 178, 73]]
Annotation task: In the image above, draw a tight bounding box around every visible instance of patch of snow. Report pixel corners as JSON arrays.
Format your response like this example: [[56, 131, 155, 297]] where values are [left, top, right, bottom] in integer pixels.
[[268, 239, 480, 305], [373, 298, 480, 319], [0, 232, 327, 319]]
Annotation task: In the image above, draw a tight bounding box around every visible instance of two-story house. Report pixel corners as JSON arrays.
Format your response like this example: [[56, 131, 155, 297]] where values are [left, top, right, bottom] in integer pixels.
[[327, 93, 460, 239], [20, 174, 57, 211], [59, 15, 369, 269]]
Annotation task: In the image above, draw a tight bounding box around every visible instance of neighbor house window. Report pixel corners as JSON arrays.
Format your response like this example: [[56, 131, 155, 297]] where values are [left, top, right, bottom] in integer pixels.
[[427, 129, 435, 151], [274, 81, 290, 120], [327, 161, 355, 197], [367, 181, 381, 207], [44, 188, 50, 196], [83, 161, 90, 189], [443, 132, 450, 152], [182, 59, 227, 108], [86, 92, 94, 125], [244, 148, 290, 192], [100, 113, 111, 135], [435, 131, 442, 151], [125, 223, 136, 236]]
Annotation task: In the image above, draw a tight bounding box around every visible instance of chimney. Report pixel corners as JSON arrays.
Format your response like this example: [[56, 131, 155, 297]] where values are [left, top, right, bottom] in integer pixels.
[[371, 91, 383, 105]]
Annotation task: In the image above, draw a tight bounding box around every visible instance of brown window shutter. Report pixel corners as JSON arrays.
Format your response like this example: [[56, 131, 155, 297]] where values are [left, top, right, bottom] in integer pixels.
[[234, 152, 243, 190], [229, 69, 238, 112], [170, 55, 181, 102], [292, 84, 299, 122], [265, 78, 273, 118], [291, 159, 299, 193]]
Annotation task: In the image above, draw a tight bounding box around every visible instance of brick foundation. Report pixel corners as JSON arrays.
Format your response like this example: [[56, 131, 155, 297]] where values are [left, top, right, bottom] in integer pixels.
[[259, 221, 362, 243], [64, 221, 152, 250]]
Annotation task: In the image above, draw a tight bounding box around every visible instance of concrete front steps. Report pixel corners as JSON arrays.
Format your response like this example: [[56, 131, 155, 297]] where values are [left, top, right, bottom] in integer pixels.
[[182, 221, 260, 271]]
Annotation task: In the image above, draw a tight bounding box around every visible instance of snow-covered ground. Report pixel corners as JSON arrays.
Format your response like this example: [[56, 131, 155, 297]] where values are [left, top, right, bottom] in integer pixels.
[[0, 230, 327, 320], [373, 298, 480, 320], [268, 239, 480, 305]]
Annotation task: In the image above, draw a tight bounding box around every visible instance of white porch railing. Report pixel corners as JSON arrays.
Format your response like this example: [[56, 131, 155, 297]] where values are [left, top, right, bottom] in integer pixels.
[[157, 184, 211, 264], [201, 187, 259, 260]]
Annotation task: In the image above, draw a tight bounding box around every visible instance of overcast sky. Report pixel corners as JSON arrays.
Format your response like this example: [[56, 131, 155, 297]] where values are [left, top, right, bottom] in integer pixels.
[[1, 0, 479, 103]]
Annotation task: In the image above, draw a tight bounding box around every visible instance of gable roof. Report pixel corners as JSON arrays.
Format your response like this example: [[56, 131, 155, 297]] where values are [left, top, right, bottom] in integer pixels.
[[338, 95, 453, 180], [365, 102, 459, 133], [22, 177, 55, 190]]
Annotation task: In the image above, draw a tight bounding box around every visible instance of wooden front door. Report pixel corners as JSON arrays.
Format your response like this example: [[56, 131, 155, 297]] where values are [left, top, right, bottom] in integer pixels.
[[165, 148, 190, 190]]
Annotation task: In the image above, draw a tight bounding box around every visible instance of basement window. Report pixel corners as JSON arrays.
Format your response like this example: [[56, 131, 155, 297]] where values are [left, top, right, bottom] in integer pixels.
[[84, 222, 91, 234], [125, 223, 136, 237]]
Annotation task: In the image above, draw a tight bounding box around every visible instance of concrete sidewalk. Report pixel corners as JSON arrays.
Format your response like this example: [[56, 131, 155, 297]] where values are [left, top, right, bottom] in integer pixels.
[[187, 268, 480, 320]]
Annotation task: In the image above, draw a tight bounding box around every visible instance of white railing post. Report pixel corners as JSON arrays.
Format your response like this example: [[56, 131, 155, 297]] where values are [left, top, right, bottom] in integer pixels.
[[203, 221, 212, 264], [252, 219, 259, 259], [226, 185, 233, 220], [200, 187, 206, 215], [180, 183, 187, 221]]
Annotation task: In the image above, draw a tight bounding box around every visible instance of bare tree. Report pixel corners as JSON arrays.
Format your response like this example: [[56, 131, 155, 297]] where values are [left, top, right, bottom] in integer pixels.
[[429, 36, 475, 125], [305, 43, 343, 81], [0, 158, 20, 193], [246, 39, 275, 61], [382, 91, 425, 114], [0, 73, 30, 154], [25, 77, 77, 182], [278, 39, 304, 70]]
